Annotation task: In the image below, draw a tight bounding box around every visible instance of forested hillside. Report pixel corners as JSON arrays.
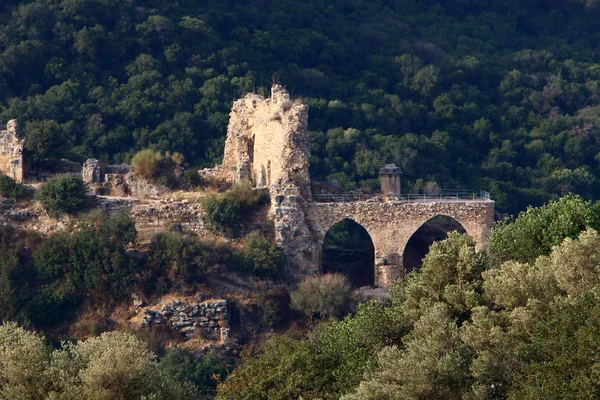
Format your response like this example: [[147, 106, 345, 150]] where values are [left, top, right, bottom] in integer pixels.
[[3, 0, 600, 212]]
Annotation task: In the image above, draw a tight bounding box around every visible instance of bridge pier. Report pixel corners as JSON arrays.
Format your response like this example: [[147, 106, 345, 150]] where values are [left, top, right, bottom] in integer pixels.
[[375, 251, 402, 287]]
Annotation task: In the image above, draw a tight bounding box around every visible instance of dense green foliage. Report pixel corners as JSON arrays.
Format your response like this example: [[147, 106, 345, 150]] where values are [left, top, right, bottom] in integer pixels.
[[0, 174, 28, 200], [218, 195, 600, 399], [147, 231, 235, 288], [217, 302, 410, 400], [201, 181, 267, 236], [160, 348, 231, 397], [4, 1, 600, 211], [0, 210, 138, 327], [0, 323, 199, 399], [241, 231, 285, 279], [34, 174, 87, 215], [487, 194, 600, 265]]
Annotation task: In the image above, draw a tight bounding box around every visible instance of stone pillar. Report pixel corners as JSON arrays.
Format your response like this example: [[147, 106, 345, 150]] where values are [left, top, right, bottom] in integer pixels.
[[375, 251, 402, 287], [379, 164, 402, 197]]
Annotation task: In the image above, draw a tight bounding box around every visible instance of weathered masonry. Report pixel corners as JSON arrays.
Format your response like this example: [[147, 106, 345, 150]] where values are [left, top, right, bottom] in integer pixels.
[[306, 200, 494, 287], [205, 86, 495, 287], [0, 120, 24, 182]]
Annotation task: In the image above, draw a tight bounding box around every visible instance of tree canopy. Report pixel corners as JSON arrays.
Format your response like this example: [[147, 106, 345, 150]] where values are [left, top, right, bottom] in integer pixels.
[[3, 1, 600, 211]]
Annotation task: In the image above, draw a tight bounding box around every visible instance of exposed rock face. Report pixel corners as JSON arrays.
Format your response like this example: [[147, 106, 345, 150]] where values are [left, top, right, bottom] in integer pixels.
[[140, 297, 230, 342], [0, 120, 24, 182]]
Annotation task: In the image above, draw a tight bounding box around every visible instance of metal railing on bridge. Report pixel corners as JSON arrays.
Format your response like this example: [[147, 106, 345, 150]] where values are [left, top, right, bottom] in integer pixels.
[[312, 189, 491, 203]]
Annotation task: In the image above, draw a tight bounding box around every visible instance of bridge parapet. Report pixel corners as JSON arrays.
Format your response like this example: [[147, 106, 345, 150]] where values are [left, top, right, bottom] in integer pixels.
[[312, 189, 491, 203]]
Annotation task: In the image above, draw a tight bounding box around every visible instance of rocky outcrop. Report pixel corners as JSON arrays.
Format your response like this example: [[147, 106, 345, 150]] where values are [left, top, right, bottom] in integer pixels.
[[140, 297, 230, 342]]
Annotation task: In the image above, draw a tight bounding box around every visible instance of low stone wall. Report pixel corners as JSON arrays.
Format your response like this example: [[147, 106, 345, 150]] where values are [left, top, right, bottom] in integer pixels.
[[97, 197, 210, 238], [140, 297, 230, 342], [130, 201, 208, 237]]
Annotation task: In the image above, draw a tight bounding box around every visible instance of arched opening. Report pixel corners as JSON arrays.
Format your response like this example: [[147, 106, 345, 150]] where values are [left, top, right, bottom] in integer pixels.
[[322, 219, 375, 287], [403, 215, 466, 274]]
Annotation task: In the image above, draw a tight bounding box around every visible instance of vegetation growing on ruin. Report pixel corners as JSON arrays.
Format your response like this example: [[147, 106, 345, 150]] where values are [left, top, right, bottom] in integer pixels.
[[34, 174, 87, 215], [0, 174, 28, 201], [201, 181, 267, 236], [3, 1, 600, 212]]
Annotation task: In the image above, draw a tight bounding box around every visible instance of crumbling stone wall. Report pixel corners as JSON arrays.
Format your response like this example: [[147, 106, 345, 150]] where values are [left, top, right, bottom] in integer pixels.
[[203, 85, 317, 278], [82, 159, 168, 198], [204, 85, 311, 195], [306, 200, 495, 287], [140, 297, 230, 342], [205, 87, 495, 286], [0, 120, 24, 182]]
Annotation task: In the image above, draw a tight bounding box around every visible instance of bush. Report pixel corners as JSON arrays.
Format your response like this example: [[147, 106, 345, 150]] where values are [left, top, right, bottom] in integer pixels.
[[26, 211, 139, 327], [184, 168, 202, 187], [160, 348, 230, 396], [201, 181, 267, 237], [290, 273, 354, 320], [226, 180, 266, 210], [0, 174, 28, 201], [131, 149, 162, 180], [35, 174, 87, 216], [147, 232, 234, 285], [202, 194, 242, 236], [242, 231, 285, 279]]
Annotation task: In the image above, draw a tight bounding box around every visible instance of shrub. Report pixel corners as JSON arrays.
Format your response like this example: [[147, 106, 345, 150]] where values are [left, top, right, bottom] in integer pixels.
[[160, 348, 230, 396], [226, 180, 266, 210], [35, 174, 87, 216], [0, 174, 28, 201], [131, 149, 162, 180], [202, 194, 241, 236], [26, 211, 139, 327], [290, 273, 354, 320], [242, 231, 285, 279], [255, 291, 290, 329], [147, 232, 233, 284], [184, 168, 202, 187], [201, 181, 267, 237]]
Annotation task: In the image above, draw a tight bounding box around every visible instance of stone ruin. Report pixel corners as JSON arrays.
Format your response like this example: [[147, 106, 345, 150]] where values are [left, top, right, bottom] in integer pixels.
[[82, 158, 168, 198], [201, 85, 311, 199], [0, 120, 24, 182], [140, 297, 230, 342], [202, 85, 495, 287], [201, 85, 317, 278]]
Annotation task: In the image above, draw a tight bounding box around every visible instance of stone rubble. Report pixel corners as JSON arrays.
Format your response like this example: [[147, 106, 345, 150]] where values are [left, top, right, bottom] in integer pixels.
[[140, 297, 230, 341]]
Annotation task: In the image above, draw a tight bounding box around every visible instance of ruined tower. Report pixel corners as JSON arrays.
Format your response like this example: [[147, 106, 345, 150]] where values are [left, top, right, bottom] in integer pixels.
[[0, 120, 24, 182]]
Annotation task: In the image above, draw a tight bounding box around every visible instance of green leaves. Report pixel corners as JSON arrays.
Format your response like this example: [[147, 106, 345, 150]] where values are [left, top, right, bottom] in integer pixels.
[[35, 174, 87, 216], [487, 194, 600, 265]]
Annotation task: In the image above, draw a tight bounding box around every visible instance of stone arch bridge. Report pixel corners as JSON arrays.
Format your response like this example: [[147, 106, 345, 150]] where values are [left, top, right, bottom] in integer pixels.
[[303, 196, 494, 287]]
